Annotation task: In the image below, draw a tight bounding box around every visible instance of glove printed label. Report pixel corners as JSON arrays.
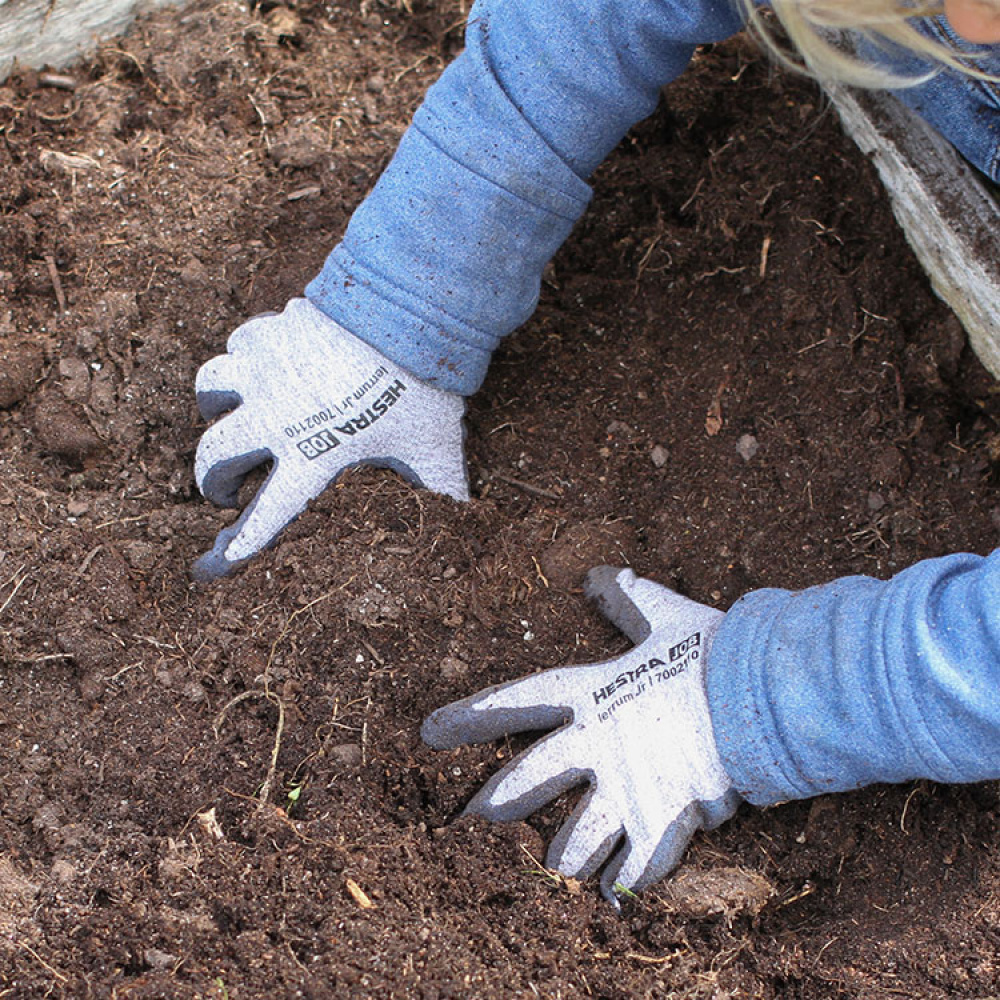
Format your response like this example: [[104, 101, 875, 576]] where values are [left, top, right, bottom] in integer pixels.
[[292, 375, 407, 460], [593, 631, 702, 723]]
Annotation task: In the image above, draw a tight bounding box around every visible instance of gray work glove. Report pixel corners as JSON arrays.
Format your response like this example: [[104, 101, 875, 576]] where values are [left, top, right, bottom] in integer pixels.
[[422, 567, 741, 904], [193, 298, 468, 580]]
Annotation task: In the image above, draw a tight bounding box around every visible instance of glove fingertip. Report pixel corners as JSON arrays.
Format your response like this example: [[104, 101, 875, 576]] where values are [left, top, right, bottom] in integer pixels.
[[583, 565, 635, 599], [191, 530, 245, 582], [461, 786, 508, 823], [196, 386, 242, 421], [599, 858, 632, 907], [584, 566, 653, 645], [419, 709, 463, 750], [600, 882, 625, 912], [197, 466, 240, 509]]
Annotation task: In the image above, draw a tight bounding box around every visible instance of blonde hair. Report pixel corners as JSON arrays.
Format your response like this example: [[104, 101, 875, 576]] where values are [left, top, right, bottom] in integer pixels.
[[738, 0, 997, 87]]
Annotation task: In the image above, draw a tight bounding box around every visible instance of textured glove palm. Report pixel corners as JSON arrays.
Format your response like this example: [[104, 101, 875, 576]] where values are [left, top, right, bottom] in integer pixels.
[[193, 298, 469, 580], [422, 567, 740, 903]]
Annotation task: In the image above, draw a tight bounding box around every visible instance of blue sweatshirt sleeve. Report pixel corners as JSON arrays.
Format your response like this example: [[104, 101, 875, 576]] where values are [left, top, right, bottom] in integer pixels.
[[707, 550, 1000, 806], [306, 0, 745, 394]]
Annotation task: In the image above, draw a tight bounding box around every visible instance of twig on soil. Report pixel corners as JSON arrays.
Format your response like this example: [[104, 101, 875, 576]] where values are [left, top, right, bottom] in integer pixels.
[[214, 591, 339, 812], [36, 102, 81, 124], [883, 360, 907, 413], [221, 787, 341, 849], [635, 228, 672, 282], [44, 255, 66, 313], [846, 522, 889, 552], [75, 545, 103, 578], [705, 377, 729, 437], [797, 216, 843, 244], [38, 72, 77, 91], [759, 235, 771, 279], [13, 938, 68, 984], [900, 783, 922, 834], [214, 689, 286, 813], [393, 53, 431, 84], [679, 177, 705, 214], [778, 881, 816, 907], [796, 335, 829, 354], [105, 47, 172, 104], [625, 951, 684, 966], [266, 588, 339, 673], [106, 661, 142, 682], [93, 513, 151, 530], [360, 638, 384, 666], [519, 844, 581, 895], [812, 936, 840, 968], [345, 878, 376, 910], [285, 940, 309, 973], [695, 264, 747, 283], [0, 563, 26, 592], [0, 567, 28, 619], [488, 471, 561, 500]]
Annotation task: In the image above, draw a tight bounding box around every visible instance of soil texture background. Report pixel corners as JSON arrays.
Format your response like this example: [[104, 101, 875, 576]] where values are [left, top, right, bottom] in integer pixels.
[[2, 1, 1000, 996]]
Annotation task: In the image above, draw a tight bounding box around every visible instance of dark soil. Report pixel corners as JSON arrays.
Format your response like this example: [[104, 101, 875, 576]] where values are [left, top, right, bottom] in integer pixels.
[[2, 2, 1000, 997]]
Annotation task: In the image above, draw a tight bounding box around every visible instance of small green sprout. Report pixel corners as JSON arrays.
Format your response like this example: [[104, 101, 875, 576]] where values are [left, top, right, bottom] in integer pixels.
[[285, 782, 304, 814], [613, 882, 638, 900]]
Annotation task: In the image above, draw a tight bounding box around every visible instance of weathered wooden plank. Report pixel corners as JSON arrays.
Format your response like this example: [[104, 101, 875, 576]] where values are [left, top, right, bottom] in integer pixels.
[[827, 84, 1000, 379], [0, 0, 182, 80]]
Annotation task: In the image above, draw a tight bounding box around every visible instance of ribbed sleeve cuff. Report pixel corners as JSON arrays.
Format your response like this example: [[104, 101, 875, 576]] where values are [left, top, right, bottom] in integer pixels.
[[705, 588, 812, 807]]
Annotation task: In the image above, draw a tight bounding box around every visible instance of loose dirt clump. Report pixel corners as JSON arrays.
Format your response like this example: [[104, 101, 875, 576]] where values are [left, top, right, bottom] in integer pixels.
[[2, 2, 1000, 997]]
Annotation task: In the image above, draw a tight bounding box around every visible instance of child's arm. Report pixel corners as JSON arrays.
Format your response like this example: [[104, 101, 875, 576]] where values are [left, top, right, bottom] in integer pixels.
[[708, 549, 1000, 805], [193, 0, 746, 577]]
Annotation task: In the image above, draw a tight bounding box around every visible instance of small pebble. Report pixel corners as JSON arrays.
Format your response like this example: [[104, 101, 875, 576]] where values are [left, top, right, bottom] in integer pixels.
[[145, 949, 179, 971], [50, 860, 77, 884], [183, 681, 207, 704], [736, 434, 759, 462], [440, 656, 468, 681], [868, 491, 886, 512], [330, 743, 362, 768]]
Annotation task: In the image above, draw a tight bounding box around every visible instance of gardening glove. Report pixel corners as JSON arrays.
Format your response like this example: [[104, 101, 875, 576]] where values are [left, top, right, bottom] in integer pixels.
[[193, 298, 468, 580], [422, 566, 741, 905]]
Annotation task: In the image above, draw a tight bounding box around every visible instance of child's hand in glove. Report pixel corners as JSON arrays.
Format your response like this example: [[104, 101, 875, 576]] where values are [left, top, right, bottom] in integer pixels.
[[422, 566, 740, 904], [193, 298, 469, 580]]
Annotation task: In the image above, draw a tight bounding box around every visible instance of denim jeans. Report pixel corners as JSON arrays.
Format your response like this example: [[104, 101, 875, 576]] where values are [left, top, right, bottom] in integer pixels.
[[872, 14, 1000, 180]]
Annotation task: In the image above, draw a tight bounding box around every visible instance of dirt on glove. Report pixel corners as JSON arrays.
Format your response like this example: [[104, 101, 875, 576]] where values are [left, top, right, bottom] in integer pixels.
[[1, 2, 999, 996]]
